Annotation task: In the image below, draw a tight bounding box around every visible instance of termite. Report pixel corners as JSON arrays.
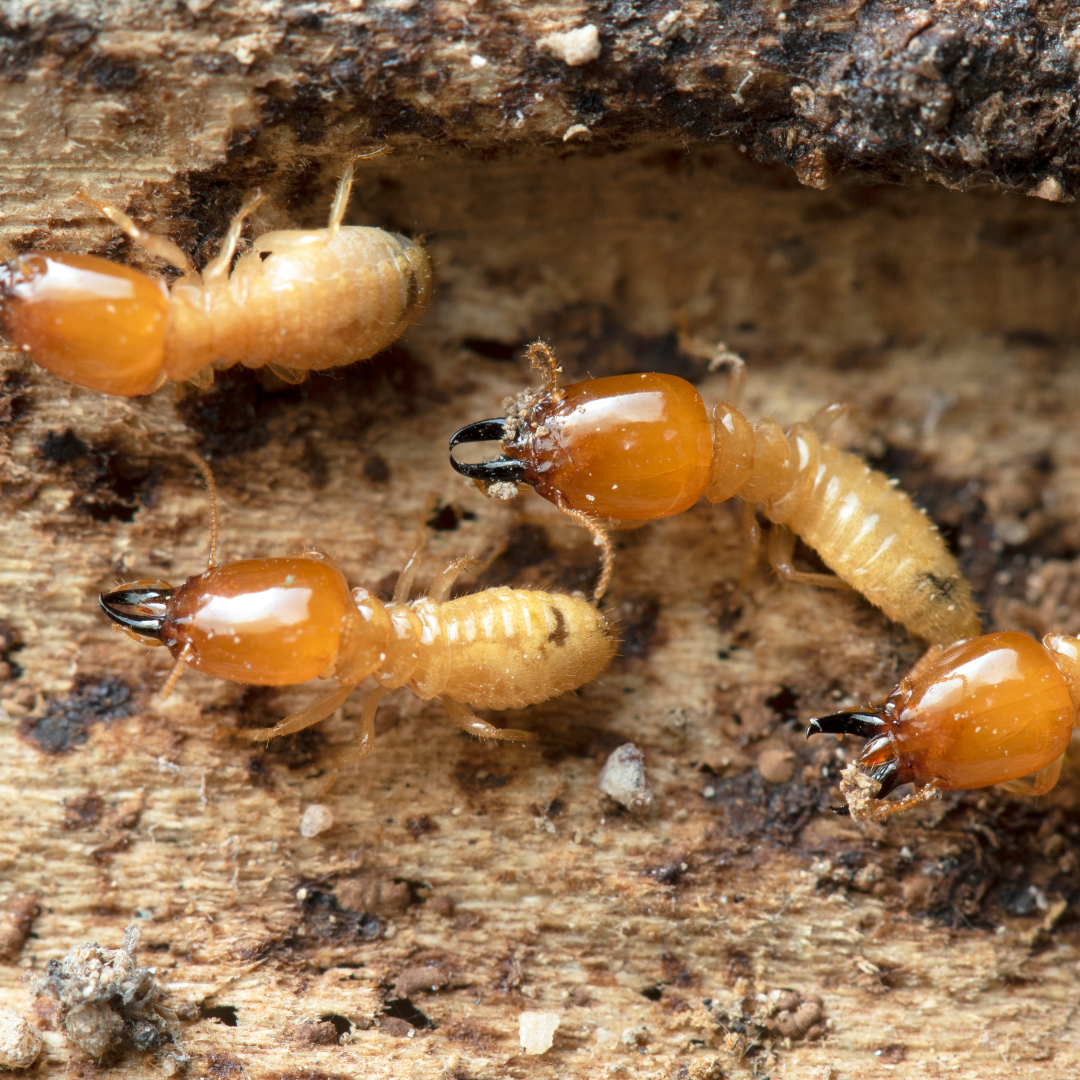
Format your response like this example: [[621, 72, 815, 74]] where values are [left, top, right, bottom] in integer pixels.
[[98, 458, 617, 769], [806, 630, 1080, 821], [449, 339, 980, 647], [0, 148, 431, 397]]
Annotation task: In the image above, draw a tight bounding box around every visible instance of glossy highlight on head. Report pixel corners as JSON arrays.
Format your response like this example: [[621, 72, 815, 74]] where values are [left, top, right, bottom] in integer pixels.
[[1, 253, 168, 396]]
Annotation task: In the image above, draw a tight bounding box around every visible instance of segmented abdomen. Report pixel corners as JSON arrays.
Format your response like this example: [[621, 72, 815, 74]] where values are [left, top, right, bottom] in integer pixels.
[[430, 588, 617, 710], [759, 425, 980, 646], [163, 228, 431, 382]]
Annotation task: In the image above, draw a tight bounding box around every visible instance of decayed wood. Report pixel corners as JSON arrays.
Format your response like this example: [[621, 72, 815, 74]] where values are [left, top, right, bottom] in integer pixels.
[[4, 3, 1080, 1079], [3, 0, 1080, 203]]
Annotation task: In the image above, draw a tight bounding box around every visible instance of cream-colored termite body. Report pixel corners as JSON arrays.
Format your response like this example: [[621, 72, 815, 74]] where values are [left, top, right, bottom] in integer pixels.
[[706, 400, 980, 645], [292, 564, 618, 769], [163, 155, 431, 385], [1, 148, 432, 396]]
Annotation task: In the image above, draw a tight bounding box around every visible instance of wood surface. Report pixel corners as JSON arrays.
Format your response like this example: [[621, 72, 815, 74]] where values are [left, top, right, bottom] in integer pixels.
[[4, 3, 1080, 1078]]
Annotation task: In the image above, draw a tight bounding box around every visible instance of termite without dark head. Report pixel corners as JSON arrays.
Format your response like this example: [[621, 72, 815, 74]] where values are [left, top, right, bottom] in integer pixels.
[[806, 630, 1080, 820], [2, 148, 431, 396], [450, 338, 981, 646]]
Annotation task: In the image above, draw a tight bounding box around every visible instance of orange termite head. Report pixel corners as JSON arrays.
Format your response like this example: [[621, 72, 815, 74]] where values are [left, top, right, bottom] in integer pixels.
[[807, 632, 1079, 815], [449, 371, 712, 520], [101, 556, 386, 689], [0, 252, 168, 396]]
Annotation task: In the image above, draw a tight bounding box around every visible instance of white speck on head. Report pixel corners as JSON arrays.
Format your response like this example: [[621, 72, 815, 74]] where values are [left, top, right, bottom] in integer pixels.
[[470, 53, 487, 68]]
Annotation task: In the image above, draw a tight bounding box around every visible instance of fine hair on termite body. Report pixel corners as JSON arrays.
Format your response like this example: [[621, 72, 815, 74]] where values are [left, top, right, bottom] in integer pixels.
[[0, 146, 432, 397], [449, 338, 980, 647], [98, 457, 617, 773], [806, 630, 1080, 821]]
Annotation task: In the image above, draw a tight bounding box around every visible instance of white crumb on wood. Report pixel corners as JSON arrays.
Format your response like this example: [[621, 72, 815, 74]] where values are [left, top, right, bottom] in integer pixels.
[[537, 25, 601, 66], [299, 803, 334, 838], [598, 743, 653, 811], [519, 1010, 560, 1054], [0, 1007, 42, 1069]]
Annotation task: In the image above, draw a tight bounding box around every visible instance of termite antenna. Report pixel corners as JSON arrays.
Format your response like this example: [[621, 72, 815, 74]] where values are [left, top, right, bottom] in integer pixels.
[[157, 644, 192, 702], [72, 189, 194, 274], [352, 138, 392, 162], [525, 340, 565, 401], [186, 452, 219, 568], [556, 498, 613, 602]]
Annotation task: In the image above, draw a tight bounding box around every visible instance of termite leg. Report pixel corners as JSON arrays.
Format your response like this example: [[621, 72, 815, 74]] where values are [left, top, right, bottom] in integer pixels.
[[998, 753, 1065, 797], [808, 401, 848, 436], [441, 696, 537, 744], [313, 686, 390, 795], [202, 190, 265, 284], [264, 362, 306, 385], [241, 684, 354, 742], [904, 643, 946, 686], [327, 142, 391, 236], [393, 499, 445, 603], [767, 524, 853, 591], [72, 191, 193, 274], [394, 538, 426, 603], [187, 366, 215, 390], [326, 686, 388, 774], [427, 557, 482, 604], [739, 501, 762, 588]]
